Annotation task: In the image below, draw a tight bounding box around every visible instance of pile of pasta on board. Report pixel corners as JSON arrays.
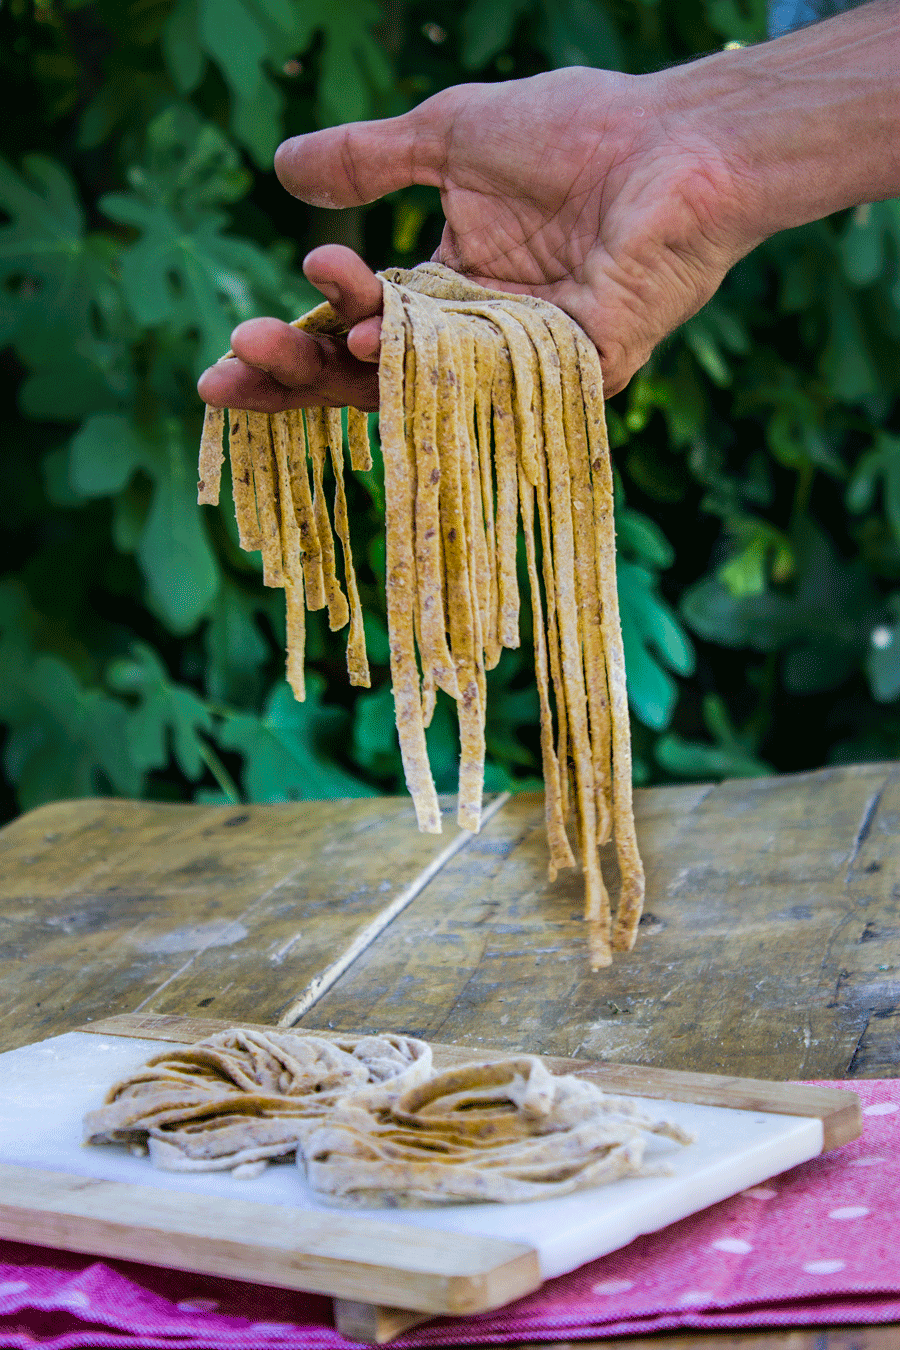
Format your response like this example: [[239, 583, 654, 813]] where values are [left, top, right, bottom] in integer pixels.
[[84, 1026, 691, 1200], [198, 264, 644, 969]]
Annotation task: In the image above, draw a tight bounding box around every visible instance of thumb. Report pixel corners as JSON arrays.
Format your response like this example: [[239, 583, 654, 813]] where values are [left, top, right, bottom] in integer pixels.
[[274, 101, 449, 208]]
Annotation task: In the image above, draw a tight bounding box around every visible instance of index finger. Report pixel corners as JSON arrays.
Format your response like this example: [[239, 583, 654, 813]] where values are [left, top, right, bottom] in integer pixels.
[[197, 319, 379, 412], [303, 244, 383, 328]]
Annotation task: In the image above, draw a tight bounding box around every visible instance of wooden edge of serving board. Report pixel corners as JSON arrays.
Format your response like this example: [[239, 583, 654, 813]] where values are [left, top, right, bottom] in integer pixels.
[[0, 1162, 539, 1318], [79, 1012, 862, 1152]]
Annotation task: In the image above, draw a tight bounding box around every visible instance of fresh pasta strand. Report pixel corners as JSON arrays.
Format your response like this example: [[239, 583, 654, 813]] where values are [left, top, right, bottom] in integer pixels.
[[518, 461, 576, 878], [272, 412, 307, 701], [402, 303, 439, 730], [198, 404, 224, 506], [305, 406, 350, 631], [198, 263, 645, 963], [247, 412, 283, 588], [379, 283, 442, 834], [347, 407, 373, 472], [403, 291, 458, 703], [531, 375, 574, 869], [489, 346, 521, 651], [285, 409, 326, 611], [457, 323, 489, 723], [324, 407, 370, 687], [226, 409, 262, 552], [576, 329, 645, 951], [472, 323, 501, 670], [433, 307, 485, 833]]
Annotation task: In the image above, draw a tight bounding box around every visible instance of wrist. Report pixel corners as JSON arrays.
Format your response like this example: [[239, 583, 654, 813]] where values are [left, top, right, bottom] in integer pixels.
[[657, 2, 900, 249]]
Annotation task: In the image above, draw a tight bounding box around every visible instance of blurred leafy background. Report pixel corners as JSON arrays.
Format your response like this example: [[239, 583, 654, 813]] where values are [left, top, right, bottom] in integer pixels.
[[1, 0, 899, 821]]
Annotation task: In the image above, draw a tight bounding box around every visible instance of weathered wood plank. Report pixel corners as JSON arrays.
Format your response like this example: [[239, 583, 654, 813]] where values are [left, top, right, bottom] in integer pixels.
[[299, 766, 900, 1081], [339, 1316, 900, 1348], [0, 796, 478, 1052]]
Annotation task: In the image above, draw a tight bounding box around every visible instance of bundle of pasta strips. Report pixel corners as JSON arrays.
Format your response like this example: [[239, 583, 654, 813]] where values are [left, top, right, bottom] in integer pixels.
[[84, 1027, 692, 1201], [304, 1055, 692, 1207], [198, 264, 643, 968]]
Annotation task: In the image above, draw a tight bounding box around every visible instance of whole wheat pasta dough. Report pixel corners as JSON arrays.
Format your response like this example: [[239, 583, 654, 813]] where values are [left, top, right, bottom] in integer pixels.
[[285, 408, 326, 610], [404, 291, 458, 702], [197, 404, 224, 506], [198, 264, 645, 966], [225, 409, 262, 552], [302, 1055, 691, 1207], [85, 1029, 690, 1198], [83, 1028, 433, 1173]]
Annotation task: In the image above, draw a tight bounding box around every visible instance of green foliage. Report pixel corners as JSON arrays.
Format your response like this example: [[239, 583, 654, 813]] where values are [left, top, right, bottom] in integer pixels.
[[218, 678, 372, 801], [107, 643, 213, 782], [655, 695, 773, 780], [68, 412, 220, 631], [616, 496, 695, 730], [0, 0, 898, 823]]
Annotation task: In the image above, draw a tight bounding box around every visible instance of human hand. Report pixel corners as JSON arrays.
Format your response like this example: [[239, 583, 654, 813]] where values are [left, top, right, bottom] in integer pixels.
[[196, 246, 382, 413], [198, 63, 760, 412]]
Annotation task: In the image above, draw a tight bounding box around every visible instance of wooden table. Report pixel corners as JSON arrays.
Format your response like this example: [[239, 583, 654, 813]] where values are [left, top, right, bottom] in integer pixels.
[[1, 762, 898, 1349]]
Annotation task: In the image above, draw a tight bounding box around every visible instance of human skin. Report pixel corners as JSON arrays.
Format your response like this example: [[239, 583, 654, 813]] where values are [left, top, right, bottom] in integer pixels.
[[198, 0, 900, 413]]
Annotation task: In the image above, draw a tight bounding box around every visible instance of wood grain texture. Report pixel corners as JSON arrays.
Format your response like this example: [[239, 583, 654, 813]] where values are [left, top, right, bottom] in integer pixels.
[[302, 1309, 900, 1347], [0, 1163, 540, 1314], [299, 767, 900, 1082], [0, 796, 475, 1053], [333, 1299, 430, 1343], [78, 1013, 862, 1152]]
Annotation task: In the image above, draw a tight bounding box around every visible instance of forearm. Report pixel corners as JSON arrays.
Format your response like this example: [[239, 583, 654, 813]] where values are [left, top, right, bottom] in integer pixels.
[[660, 0, 900, 246]]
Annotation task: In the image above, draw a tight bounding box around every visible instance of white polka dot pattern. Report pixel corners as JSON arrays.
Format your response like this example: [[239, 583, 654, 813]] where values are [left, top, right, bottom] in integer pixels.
[[591, 1278, 635, 1295], [60, 1290, 90, 1308], [802, 1259, 847, 1275]]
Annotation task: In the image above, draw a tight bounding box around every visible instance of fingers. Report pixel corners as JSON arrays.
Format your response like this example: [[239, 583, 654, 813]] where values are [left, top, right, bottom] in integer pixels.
[[274, 100, 449, 208], [593, 339, 643, 399], [347, 315, 382, 363], [197, 318, 378, 413], [196, 248, 386, 412], [303, 245, 383, 329]]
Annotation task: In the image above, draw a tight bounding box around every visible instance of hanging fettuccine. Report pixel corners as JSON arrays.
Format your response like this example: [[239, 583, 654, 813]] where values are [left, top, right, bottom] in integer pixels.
[[197, 265, 644, 969]]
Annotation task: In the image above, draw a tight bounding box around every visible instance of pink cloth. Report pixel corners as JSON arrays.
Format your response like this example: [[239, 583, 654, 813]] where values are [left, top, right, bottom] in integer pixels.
[[2, 1079, 898, 1348]]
